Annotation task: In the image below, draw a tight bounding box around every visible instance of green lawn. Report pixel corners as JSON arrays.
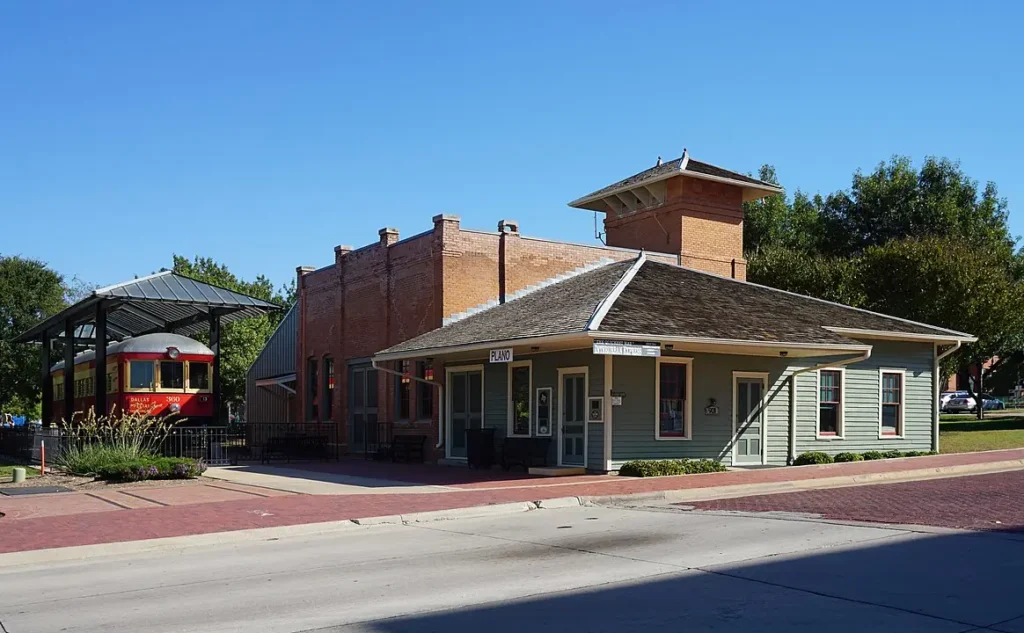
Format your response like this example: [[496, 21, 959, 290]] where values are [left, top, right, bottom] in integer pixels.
[[940, 416, 1024, 454], [0, 463, 40, 480]]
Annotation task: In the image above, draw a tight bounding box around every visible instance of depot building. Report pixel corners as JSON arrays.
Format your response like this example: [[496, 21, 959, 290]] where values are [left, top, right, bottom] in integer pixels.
[[249, 151, 974, 470]]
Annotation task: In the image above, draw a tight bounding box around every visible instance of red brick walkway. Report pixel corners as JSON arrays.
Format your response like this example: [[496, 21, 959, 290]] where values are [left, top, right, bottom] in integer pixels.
[[1, 448, 1022, 554], [690, 470, 1024, 533]]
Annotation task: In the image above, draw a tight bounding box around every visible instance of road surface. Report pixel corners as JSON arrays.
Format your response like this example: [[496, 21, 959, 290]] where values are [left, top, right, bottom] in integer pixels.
[[1, 503, 1022, 632]]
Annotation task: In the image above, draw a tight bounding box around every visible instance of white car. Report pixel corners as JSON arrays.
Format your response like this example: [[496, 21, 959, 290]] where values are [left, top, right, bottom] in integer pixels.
[[941, 391, 971, 411]]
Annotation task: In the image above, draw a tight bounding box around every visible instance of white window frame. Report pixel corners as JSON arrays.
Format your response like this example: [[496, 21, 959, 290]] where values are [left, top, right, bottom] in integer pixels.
[[655, 357, 693, 441], [816, 367, 846, 439], [878, 368, 906, 439], [507, 360, 533, 438]]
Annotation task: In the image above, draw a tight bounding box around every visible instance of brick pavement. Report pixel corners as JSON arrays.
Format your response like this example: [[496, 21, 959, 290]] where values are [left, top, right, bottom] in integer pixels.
[[690, 470, 1024, 533], [2, 448, 1023, 554]]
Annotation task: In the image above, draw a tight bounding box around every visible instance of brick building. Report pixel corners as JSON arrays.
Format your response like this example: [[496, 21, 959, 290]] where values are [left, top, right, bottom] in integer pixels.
[[251, 151, 792, 460]]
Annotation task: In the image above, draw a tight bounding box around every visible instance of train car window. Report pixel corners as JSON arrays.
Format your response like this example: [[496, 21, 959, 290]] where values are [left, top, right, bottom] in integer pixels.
[[130, 361, 156, 390], [160, 361, 185, 390], [189, 362, 210, 390]]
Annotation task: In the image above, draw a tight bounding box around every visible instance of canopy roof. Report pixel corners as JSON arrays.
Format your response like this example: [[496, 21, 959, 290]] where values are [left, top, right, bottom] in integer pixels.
[[14, 271, 281, 344]]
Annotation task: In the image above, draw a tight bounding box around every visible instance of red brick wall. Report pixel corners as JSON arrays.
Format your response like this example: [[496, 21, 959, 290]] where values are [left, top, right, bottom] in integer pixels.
[[294, 214, 682, 460], [605, 175, 747, 280]]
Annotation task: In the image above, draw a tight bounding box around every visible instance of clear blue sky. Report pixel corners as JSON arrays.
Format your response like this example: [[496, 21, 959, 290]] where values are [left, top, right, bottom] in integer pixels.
[[2, 1, 1021, 292]]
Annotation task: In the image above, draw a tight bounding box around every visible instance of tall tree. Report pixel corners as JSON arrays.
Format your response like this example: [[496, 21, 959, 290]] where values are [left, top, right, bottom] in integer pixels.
[[0, 256, 66, 417], [171, 256, 291, 416], [860, 238, 1024, 417]]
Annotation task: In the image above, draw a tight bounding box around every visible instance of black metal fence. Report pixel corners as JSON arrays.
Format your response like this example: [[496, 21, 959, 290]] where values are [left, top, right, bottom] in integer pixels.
[[0, 422, 342, 467]]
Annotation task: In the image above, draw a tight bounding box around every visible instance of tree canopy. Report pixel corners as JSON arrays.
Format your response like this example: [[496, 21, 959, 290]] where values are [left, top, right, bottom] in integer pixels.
[[745, 156, 1022, 384], [171, 255, 293, 415], [0, 255, 68, 417]]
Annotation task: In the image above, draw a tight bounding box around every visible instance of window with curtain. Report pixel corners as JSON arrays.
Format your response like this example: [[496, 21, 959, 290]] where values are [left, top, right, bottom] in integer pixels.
[[881, 372, 902, 435], [819, 370, 842, 435], [658, 361, 688, 438]]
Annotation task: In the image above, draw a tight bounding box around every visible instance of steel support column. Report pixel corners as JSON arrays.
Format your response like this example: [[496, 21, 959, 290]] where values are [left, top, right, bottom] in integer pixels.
[[40, 334, 52, 426], [210, 311, 221, 425], [63, 320, 75, 424], [94, 302, 107, 416]]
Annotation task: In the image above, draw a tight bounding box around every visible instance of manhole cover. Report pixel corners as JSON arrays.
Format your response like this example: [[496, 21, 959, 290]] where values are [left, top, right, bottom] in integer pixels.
[[0, 486, 73, 496]]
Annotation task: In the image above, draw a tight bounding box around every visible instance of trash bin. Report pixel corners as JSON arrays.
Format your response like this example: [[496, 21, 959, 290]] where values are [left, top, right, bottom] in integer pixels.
[[465, 428, 496, 469]]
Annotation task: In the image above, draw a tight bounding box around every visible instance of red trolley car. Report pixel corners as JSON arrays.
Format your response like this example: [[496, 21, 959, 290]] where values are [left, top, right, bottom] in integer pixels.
[[51, 333, 215, 424]]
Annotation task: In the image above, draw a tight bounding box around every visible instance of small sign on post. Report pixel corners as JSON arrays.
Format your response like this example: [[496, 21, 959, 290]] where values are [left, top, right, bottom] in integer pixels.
[[489, 348, 513, 363]]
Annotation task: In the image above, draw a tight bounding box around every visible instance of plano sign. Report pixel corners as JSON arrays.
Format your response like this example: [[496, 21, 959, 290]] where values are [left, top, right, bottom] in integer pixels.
[[592, 339, 661, 357], [489, 348, 514, 363]]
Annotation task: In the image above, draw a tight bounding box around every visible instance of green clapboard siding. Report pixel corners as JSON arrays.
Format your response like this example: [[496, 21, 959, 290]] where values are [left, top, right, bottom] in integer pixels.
[[477, 348, 604, 467], [588, 422, 604, 470], [793, 341, 934, 456], [610, 353, 792, 467]]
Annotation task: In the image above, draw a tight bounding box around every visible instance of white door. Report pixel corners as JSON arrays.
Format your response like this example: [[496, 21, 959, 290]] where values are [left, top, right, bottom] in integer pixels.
[[733, 374, 766, 465]]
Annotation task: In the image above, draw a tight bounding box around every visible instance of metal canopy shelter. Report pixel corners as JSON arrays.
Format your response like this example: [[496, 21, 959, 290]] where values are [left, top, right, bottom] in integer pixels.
[[13, 271, 281, 425]]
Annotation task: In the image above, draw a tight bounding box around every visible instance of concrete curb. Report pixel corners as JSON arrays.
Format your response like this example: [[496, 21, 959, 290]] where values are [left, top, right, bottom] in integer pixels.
[[3, 459, 1020, 568], [582, 459, 1024, 506]]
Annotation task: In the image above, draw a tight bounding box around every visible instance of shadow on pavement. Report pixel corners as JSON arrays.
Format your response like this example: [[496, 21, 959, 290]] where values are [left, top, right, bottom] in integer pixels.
[[358, 531, 1024, 632]]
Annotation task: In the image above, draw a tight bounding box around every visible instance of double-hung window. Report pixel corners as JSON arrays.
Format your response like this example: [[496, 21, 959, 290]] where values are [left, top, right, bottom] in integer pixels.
[[818, 369, 843, 437], [880, 370, 904, 436], [508, 362, 532, 437], [656, 358, 692, 440]]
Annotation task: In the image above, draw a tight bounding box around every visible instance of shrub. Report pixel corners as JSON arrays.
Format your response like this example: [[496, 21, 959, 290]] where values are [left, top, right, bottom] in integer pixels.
[[882, 449, 904, 459], [95, 456, 206, 482], [619, 459, 727, 477], [861, 450, 886, 460], [833, 452, 864, 463], [901, 450, 938, 457], [793, 451, 833, 466]]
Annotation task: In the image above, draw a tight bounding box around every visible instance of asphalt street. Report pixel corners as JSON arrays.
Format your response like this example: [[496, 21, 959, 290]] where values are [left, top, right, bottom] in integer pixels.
[[1, 504, 1022, 632]]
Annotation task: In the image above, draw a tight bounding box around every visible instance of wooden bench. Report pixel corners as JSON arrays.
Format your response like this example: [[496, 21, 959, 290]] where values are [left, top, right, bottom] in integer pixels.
[[391, 434, 427, 463], [501, 437, 551, 471]]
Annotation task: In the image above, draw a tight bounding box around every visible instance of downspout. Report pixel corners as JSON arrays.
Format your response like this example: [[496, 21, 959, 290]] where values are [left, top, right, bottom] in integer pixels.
[[934, 341, 963, 453], [786, 348, 872, 465], [371, 359, 446, 451]]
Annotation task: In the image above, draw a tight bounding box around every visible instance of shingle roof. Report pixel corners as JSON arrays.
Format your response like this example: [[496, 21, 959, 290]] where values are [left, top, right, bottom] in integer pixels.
[[571, 155, 782, 206], [379, 261, 633, 355], [600, 260, 964, 344], [374, 255, 973, 359]]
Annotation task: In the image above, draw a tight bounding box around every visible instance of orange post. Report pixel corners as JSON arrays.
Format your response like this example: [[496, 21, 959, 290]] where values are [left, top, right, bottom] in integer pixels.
[[40, 440, 46, 476]]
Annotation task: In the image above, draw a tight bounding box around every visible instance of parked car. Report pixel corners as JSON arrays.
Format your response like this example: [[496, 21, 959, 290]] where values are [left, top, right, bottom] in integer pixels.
[[944, 393, 1005, 413], [937, 391, 970, 411]]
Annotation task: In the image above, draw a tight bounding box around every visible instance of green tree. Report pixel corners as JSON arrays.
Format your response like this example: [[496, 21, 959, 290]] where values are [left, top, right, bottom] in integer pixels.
[[859, 237, 1024, 418], [0, 256, 67, 417], [746, 244, 865, 307], [171, 256, 290, 415]]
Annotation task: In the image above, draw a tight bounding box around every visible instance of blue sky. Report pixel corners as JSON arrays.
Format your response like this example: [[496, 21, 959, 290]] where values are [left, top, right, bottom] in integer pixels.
[[2, 1, 1021, 291]]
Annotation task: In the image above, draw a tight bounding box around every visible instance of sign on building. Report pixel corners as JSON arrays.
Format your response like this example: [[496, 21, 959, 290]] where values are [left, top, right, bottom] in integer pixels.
[[489, 348, 514, 363], [592, 339, 661, 357]]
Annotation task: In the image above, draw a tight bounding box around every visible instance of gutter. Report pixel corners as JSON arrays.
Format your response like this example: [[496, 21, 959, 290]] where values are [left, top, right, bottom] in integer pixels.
[[371, 359, 447, 451], [786, 348, 873, 464], [933, 341, 963, 453]]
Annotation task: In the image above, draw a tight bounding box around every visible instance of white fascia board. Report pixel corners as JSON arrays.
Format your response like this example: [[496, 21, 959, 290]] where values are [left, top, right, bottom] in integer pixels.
[[823, 327, 977, 344], [586, 253, 646, 331]]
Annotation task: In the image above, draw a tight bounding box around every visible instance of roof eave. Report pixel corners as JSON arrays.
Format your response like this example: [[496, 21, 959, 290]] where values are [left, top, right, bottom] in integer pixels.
[[568, 169, 783, 210], [372, 332, 593, 363], [822, 327, 977, 344], [591, 331, 872, 354]]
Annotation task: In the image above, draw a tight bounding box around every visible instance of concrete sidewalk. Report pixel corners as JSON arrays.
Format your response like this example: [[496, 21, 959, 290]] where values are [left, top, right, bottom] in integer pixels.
[[1, 448, 1023, 557]]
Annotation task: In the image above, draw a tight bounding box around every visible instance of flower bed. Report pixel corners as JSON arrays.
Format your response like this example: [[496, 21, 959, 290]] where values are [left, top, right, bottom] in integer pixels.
[[94, 456, 207, 482]]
